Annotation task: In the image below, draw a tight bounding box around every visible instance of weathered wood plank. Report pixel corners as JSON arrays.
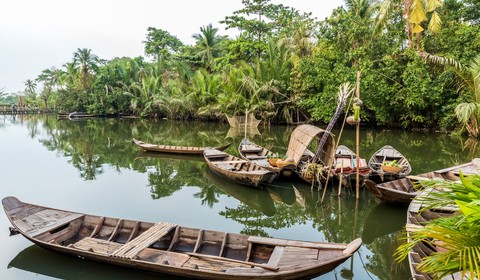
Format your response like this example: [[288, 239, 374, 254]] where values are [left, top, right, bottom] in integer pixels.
[[186, 252, 279, 271], [248, 236, 347, 250]]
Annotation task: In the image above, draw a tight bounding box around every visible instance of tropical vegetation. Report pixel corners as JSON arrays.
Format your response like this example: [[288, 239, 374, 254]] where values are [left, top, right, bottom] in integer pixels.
[[395, 173, 480, 279], [1, 0, 479, 136]]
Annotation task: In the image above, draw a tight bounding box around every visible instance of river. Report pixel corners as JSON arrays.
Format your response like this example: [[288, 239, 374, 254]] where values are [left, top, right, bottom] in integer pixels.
[[0, 114, 476, 279]]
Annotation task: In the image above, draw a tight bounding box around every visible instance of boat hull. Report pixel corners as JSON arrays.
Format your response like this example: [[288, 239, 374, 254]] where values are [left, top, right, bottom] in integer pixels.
[[133, 138, 231, 155], [3, 196, 362, 280]]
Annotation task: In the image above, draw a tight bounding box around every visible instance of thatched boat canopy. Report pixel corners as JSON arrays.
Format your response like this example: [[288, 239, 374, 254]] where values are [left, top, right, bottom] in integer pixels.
[[286, 124, 335, 167]]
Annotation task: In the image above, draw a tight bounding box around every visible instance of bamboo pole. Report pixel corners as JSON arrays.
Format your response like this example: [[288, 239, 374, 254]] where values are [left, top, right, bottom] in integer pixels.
[[355, 71, 362, 200]]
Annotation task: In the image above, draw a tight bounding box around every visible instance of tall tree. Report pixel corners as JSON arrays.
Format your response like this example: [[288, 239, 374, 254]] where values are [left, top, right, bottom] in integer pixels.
[[73, 48, 100, 91], [376, 0, 444, 48], [191, 24, 227, 71], [143, 27, 184, 62], [23, 79, 37, 104], [36, 67, 59, 108]]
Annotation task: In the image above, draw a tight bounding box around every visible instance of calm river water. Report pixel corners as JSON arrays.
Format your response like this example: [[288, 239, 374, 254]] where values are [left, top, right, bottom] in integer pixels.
[[0, 114, 476, 280]]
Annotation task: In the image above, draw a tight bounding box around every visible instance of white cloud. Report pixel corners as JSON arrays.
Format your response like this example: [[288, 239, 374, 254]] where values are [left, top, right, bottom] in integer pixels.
[[0, 0, 342, 92]]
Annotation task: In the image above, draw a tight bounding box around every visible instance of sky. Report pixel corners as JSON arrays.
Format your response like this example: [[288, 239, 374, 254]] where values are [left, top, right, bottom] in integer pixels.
[[0, 0, 343, 93]]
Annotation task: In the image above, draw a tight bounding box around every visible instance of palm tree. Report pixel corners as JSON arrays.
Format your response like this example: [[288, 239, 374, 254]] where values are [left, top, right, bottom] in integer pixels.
[[192, 24, 227, 71], [345, 0, 377, 19], [395, 173, 480, 278], [24, 79, 37, 102], [73, 48, 100, 91], [421, 52, 480, 137], [376, 0, 443, 48], [36, 67, 60, 108]]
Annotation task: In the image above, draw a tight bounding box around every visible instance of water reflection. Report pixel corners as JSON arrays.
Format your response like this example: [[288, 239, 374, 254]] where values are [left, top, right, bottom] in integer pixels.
[[362, 203, 407, 244], [4, 114, 480, 279], [8, 245, 179, 280], [204, 168, 276, 216]]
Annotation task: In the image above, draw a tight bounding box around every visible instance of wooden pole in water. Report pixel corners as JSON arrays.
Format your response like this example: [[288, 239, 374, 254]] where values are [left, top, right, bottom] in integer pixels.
[[355, 71, 361, 199]]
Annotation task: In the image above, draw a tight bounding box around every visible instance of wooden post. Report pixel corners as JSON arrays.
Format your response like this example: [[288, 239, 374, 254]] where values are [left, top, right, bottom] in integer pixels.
[[355, 71, 361, 199]]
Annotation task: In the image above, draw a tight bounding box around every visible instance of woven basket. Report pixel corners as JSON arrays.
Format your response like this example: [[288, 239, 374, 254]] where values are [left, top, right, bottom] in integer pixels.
[[381, 165, 403, 173]]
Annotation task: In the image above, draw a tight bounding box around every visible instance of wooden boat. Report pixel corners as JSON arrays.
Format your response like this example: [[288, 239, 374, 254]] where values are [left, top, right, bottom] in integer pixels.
[[238, 138, 293, 175], [405, 191, 459, 280], [133, 138, 231, 155], [334, 145, 371, 188], [368, 145, 412, 182], [203, 148, 277, 187], [365, 158, 480, 204], [285, 124, 336, 185], [3, 196, 362, 280]]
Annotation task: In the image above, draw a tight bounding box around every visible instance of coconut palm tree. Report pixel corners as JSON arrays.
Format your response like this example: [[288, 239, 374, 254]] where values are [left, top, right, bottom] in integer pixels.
[[24, 79, 37, 101], [345, 0, 377, 19], [192, 24, 227, 71], [36, 67, 60, 108], [73, 48, 100, 91], [376, 0, 443, 48]]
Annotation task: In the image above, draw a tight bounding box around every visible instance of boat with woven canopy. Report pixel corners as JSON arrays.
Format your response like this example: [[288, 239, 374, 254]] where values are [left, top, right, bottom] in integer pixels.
[[3, 196, 362, 280], [285, 124, 336, 185]]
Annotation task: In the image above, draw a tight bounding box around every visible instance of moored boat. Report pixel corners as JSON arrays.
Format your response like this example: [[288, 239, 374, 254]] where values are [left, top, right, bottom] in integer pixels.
[[365, 158, 480, 204], [405, 191, 459, 280], [334, 145, 371, 188], [204, 148, 277, 187], [368, 145, 412, 183], [3, 196, 362, 280], [133, 138, 231, 155], [238, 138, 294, 175], [285, 124, 336, 185]]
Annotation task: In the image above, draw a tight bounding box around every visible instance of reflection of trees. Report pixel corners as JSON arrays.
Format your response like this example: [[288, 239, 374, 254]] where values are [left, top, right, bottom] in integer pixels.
[[137, 156, 207, 200], [194, 184, 219, 207], [365, 232, 410, 280], [13, 115, 480, 280], [219, 203, 306, 237]]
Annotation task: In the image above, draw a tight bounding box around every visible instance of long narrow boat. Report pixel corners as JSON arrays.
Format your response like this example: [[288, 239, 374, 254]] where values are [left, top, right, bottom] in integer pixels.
[[334, 145, 371, 188], [203, 148, 277, 187], [368, 145, 412, 183], [405, 191, 460, 280], [3, 196, 362, 280], [133, 138, 231, 155], [365, 158, 480, 204]]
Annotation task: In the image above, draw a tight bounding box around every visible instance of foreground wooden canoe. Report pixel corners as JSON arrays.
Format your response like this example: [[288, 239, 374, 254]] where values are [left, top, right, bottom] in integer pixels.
[[365, 158, 480, 204], [204, 148, 277, 187], [368, 145, 412, 183], [3, 196, 362, 280], [133, 138, 231, 155], [406, 191, 460, 280]]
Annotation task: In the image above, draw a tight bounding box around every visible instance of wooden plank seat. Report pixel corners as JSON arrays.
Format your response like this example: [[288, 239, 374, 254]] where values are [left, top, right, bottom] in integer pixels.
[[241, 145, 262, 153], [245, 155, 267, 160], [110, 222, 177, 259], [72, 237, 122, 255]]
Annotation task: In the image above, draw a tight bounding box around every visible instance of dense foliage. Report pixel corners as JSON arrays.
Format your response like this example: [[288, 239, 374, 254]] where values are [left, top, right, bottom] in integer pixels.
[[6, 0, 480, 134]]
